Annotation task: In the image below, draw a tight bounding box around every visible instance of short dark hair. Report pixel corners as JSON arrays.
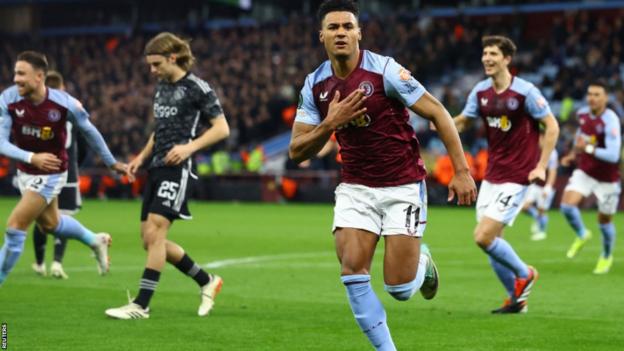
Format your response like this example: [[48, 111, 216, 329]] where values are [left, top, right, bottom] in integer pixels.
[[46, 70, 64, 89], [588, 79, 609, 93], [16, 51, 48, 73], [317, 0, 359, 26], [482, 35, 517, 58]]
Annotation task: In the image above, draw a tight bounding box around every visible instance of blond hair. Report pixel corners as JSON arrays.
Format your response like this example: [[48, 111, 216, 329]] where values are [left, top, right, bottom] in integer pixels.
[[144, 32, 195, 71]]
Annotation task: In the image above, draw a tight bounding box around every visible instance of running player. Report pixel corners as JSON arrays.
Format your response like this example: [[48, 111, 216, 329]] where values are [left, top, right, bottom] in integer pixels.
[[560, 81, 621, 274], [31, 70, 83, 279], [290, 1, 477, 349], [453, 36, 559, 313], [522, 134, 559, 241], [0, 51, 129, 286]]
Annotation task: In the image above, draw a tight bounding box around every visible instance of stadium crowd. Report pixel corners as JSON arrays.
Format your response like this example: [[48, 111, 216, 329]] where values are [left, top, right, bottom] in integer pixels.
[[0, 8, 622, 169]]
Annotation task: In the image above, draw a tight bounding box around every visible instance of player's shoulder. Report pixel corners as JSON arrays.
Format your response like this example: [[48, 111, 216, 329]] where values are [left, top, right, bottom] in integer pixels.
[[360, 50, 392, 75], [576, 105, 591, 116], [48, 88, 78, 109], [509, 76, 538, 96], [305, 60, 332, 89], [0, 85, 21, 104], [472, 78, 492, 92], [602, 108, 619, 123], [184, 73, 213, 94]]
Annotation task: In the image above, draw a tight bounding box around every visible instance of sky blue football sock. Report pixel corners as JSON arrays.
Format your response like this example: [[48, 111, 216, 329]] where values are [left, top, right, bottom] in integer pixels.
[[537, 213, 548, 232], [52, 215, 96, 246], [560, 204, 587, 238], [486, 238, 529, 278], [488, 255, 515, 297], [0, 228, 27, 282], [526, 206, 539, 221], [599, 222, 616, 258], [341, 274, 396, 351]]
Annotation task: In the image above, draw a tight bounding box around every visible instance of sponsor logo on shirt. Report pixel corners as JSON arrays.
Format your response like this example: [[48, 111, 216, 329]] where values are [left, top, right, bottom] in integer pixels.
[[337, 114, 371, 130], [486, 115, 512, 132], [154, 103, 178, 118], [22, 125, 55, 140]]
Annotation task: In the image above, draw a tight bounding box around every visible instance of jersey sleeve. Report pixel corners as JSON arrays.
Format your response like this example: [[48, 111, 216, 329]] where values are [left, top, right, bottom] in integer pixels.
[[461, 85, 480, 118], [197, 86, 225, 122], [524, 86, 552, 119], [594, 112, 621, 163], [383, 58, 426, 107], [66, 95, 117, 167], [0, 91, 33, 163], [294, 75, 321, 126]]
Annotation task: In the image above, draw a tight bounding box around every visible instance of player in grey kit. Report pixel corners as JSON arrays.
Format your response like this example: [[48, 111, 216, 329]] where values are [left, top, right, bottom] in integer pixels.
[[106, 32, 230, 319]]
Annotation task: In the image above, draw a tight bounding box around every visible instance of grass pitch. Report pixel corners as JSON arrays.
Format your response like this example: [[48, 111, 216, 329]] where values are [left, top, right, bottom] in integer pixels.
[[0, 198, 622, 350]]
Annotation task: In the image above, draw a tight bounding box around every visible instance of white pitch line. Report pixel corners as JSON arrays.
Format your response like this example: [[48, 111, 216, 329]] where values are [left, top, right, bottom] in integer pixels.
[[203, 251, 333, 268]]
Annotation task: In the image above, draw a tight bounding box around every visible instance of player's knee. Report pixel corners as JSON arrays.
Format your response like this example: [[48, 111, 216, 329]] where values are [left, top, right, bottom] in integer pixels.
[[598, 213, 612, 224], [141, 229, 165, 249], [384, 281, 417, 301], [38, 219, 58, 233], [473, 229, 493, 249], [7, 217, 29, 231]]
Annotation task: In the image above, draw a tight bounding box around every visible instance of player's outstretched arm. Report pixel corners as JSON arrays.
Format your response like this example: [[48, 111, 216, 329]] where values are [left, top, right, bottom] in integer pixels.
[[66, 97, 133, 180], [411, 92, 477, 205], [164, 115, 229, 166], [528, 114, 559, 183], [289, 90, 366, 163], [128, 132, 154, 175]]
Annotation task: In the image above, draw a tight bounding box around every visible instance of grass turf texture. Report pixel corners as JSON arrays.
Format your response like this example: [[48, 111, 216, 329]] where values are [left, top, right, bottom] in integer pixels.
[[0, 198, 622, 350]]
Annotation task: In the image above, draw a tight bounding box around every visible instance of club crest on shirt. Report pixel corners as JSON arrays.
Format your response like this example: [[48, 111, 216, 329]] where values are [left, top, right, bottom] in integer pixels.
[[358, 81, 374, 97], [48, 109, 61, 122], [506, 97, 519, 110]]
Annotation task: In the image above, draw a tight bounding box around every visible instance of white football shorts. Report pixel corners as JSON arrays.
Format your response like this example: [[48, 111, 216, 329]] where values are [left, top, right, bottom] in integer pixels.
[[333, 181, 427, 237], [476, 180, 528, 226], [564, 169, 621, 215], [17, 170, 68, 204]]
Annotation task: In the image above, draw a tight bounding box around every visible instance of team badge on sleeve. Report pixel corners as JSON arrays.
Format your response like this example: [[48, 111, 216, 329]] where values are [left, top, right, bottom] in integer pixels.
[[399, 68, 411, 81]]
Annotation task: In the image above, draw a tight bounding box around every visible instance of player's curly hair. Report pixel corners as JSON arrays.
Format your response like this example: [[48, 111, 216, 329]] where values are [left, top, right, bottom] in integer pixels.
[[482, 35, 517, 58], [144, 32, 196, 71], [317, 0, 359, 25]]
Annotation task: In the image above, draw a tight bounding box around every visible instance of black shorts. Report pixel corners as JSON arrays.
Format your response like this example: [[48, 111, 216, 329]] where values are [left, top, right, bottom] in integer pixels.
[[58, 184, 81, 214], [141, 166, 194, 222]]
